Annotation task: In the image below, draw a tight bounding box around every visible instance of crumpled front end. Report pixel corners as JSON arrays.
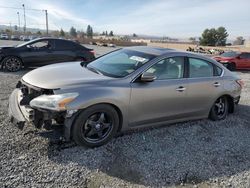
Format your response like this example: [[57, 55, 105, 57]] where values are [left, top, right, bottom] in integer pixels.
[[8, 80, 69, 132]]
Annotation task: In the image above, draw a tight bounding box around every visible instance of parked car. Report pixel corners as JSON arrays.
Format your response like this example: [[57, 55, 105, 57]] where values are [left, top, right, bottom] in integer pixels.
[[0, 33, 9, 40], [9, 46, 242, 147], [0, 37, 95, 71], [213, 51, 250, 70], [29, 35, 37, 40], [11, 35, 19, 41]]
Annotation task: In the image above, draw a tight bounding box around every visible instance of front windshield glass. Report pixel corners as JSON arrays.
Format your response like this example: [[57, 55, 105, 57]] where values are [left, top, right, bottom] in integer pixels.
[[221, 51, 240, 58], [86, 49, 156, 78]]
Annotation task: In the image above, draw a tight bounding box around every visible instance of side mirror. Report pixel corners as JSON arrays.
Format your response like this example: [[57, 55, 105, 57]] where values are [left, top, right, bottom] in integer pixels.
[[140, 72, 156, 82]]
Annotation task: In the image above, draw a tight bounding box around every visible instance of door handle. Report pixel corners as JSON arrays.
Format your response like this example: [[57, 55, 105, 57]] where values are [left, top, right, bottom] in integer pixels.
[[176, 86, 186, 92], [213, 82, 221, 87]]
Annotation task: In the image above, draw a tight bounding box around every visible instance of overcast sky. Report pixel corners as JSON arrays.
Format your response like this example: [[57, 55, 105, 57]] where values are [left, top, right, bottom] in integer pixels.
[[0, 0, 249, 39]]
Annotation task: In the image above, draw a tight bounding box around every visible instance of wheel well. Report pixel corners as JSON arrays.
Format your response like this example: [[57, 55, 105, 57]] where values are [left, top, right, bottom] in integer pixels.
[[230, 62, 236, 68], [222, 94, 234, 113], [70, 103, 123, 135], [102, 103, 123, 132], [2, 56, 24, 67]]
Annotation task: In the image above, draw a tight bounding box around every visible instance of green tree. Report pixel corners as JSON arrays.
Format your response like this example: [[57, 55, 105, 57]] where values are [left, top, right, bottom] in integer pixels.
[[199, 27, 228, 46], [109, 31, 114, 36], [102, 31, 105, 35], [86, 25, 93, 38], [215, 27, 228, 46], [60, 29, 65, 37], [69, 26, 77, 37], [132, 33, 137, 37]]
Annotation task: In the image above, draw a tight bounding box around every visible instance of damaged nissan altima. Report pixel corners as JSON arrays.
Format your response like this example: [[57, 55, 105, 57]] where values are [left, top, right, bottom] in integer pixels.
[[9, 46, 242, 147]]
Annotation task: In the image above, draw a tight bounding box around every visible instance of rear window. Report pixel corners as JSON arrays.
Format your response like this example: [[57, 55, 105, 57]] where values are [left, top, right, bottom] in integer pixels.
[[55, 40, 77, 50], [221, 51, 240, 58]]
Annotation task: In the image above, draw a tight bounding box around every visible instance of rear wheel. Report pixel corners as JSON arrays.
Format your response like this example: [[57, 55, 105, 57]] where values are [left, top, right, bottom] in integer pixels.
[[72, 104, 119, 147], [227, 62, 236, 71], [209, 96, 228, 121], [3, 56, 22, 72]]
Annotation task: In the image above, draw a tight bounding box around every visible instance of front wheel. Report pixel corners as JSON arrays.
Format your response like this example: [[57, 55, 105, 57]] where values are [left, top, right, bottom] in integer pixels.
[[72, 104, 119, 147], [3, 56, 22, 72], [227, 62, 236, 71], [209, 96, 228, 121]]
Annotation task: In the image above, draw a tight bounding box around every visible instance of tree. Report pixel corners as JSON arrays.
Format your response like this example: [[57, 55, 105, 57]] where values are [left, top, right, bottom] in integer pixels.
[[132, 33, 137, 37], [109, 31, 114, 36], [189, 37, 196, 44], [105, 31, 108, 36], [102, 31, 105, 35], [86, 25, 93, 38], [215, 27, 228, 46], [60, 29, 65, 37], [69, 26, 77, 38], [233, 36, 245, 45], [199, 27, 228, 46]]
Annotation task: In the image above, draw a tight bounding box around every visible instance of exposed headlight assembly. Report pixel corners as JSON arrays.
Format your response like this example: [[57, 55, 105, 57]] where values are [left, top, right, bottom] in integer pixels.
[[30, 93, 78, 111]]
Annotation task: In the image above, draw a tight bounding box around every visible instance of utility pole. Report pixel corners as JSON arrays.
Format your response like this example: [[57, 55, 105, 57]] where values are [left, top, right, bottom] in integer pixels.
[[22, 4, 26, 33], [17, 12, 20, 31], [44, 10, 48, 36]]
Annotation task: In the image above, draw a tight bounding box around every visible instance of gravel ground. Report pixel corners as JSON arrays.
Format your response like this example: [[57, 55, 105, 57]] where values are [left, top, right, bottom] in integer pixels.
[[0, 42, 250, 187]]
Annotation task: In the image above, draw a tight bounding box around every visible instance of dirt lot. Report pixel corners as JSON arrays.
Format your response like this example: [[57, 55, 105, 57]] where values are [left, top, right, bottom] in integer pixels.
[[0, 41, 250, 187]]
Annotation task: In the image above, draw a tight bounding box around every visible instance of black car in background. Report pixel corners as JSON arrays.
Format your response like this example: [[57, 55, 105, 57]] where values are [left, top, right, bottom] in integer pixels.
[[0, 38, 95, 72]]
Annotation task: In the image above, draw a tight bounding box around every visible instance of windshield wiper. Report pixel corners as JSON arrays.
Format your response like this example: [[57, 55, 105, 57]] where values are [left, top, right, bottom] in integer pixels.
[[86, 66, 103, 75]]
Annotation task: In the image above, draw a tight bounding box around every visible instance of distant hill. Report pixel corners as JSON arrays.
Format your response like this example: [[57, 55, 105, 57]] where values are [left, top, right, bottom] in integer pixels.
[[0, 24, 50, 33]]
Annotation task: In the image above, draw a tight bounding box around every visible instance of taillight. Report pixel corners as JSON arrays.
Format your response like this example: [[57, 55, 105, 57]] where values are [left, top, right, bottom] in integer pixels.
[[89, 50, 95, 56], [236, 79, 244, 88]]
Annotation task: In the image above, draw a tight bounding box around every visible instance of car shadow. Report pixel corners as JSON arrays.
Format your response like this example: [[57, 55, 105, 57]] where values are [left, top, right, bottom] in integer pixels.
[[41, 103, 250, 187]]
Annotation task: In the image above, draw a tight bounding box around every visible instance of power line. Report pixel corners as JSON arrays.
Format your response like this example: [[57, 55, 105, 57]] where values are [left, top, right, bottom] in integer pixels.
[[0, 5, 43, 12]]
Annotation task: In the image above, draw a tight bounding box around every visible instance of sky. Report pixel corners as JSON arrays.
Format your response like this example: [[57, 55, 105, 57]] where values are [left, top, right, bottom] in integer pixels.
[[0, 0, 249, 39]]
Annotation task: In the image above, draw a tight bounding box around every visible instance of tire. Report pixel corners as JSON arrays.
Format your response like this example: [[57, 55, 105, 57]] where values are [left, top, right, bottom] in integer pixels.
[[209, 96, 228, 121], [72, 104, 119, 147], [3, 56, 22, 72], [227, 62, 236, 71]]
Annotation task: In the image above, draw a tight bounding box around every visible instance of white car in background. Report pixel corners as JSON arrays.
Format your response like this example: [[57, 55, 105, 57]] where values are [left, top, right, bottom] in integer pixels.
[[0, 34, 9, 40]]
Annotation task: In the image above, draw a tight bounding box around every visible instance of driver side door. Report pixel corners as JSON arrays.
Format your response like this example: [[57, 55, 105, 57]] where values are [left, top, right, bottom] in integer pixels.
[[129, 56, 189, 127], [21, 39, 55, 67]]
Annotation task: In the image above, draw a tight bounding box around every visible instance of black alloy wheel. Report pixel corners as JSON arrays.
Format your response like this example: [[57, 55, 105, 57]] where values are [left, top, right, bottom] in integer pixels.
[[4, 56, 22, 72], [209, 96, 228, 121]]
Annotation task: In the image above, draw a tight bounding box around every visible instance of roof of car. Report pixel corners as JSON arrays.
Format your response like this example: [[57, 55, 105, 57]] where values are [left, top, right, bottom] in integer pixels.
[[125, 46, 176, 56]]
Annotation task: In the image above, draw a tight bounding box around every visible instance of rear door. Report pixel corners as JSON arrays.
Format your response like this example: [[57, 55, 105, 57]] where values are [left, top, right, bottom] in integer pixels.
[[129, 56, 190, 127], [53, 40, 77, 62], [186, 57, 224, 117]]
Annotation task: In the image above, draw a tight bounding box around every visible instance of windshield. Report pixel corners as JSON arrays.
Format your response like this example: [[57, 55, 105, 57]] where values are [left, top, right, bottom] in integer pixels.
[[220, 51, 240, 58], [86, 49, 156, 78]]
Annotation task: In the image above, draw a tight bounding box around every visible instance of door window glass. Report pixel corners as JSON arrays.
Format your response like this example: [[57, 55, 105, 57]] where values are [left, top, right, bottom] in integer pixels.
[[189, 58, 213, 78], [145, 57, 184, 80], [29, 40, 52, 49]]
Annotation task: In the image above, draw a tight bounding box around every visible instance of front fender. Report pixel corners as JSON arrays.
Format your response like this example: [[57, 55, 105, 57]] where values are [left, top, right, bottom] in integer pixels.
[[56, 85, 131, 130]]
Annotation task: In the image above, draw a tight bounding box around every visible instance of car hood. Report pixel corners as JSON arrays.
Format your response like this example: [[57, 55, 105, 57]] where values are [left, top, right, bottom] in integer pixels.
[[0, 46, 14, 50], [22, 62, 112, 89]]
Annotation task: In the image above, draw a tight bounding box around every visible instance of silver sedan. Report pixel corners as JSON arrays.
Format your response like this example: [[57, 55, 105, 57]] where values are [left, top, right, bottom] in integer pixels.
[[9, 46, 242, 147]]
